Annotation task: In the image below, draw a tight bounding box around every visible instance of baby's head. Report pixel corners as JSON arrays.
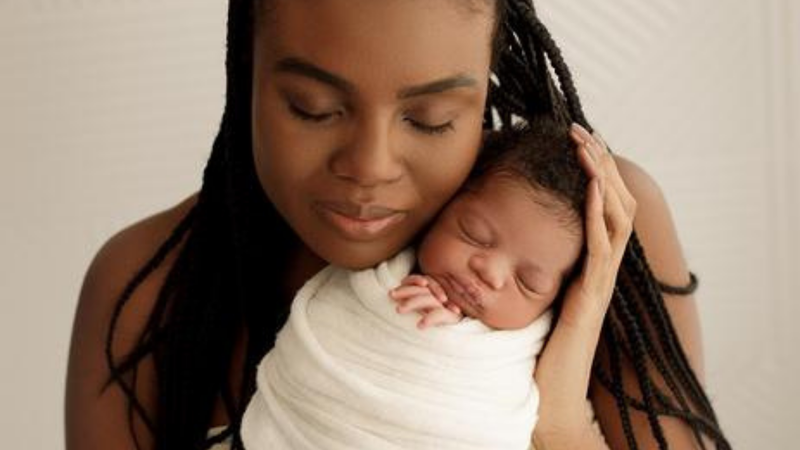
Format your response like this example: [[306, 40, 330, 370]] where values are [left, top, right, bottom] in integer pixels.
[[418, 118, 588, 329]]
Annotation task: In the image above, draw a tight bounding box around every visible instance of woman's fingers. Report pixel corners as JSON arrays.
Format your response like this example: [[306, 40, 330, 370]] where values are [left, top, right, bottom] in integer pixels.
[[563, 179, 612, 324], [604, 179, 634, 257], [575, 135, 602, 181], [571, 123, 635, 248], [572, 124, 637, 218], [584, 179, 611, 274]]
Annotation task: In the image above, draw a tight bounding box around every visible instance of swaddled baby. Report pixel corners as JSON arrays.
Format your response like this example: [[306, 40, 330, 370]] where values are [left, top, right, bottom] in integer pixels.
[[242, 118, 589, 450]]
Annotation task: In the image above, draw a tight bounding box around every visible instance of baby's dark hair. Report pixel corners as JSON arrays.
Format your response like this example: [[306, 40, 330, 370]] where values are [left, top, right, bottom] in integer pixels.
[[470, 117, 588, 235]]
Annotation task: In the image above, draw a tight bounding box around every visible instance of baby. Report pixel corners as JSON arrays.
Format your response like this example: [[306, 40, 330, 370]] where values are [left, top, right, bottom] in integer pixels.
[[242, 117, 590, 450], [392, 118, 587, 332]]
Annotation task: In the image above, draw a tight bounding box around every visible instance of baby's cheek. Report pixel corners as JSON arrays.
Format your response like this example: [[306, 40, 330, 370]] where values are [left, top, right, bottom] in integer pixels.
[[418, 232, 460, 274]]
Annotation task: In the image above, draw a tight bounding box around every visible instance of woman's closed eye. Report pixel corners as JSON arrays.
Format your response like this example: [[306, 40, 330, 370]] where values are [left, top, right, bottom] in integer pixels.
[[404, 117, 455, 136], [288, 102, 343, 123]]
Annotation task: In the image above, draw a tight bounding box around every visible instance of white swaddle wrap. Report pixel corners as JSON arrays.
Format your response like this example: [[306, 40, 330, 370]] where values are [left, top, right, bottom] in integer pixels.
[[241, 248, 552, 450]]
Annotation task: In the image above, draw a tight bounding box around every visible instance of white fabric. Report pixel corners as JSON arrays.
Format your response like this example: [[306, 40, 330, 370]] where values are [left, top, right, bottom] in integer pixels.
[[211, 400, 603, 450], [241, 248, 552, 450]]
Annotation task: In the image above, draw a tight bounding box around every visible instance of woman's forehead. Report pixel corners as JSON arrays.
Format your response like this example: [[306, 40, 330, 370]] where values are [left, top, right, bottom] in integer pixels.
[[254, 0, 495, 93]]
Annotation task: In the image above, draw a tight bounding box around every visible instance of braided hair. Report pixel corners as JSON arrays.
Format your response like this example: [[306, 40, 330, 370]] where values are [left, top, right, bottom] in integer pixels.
[[104, 0, 730, 449]]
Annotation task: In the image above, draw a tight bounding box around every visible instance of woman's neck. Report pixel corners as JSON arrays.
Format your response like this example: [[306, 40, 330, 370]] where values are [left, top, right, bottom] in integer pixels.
[[284, 244, 327, 298]]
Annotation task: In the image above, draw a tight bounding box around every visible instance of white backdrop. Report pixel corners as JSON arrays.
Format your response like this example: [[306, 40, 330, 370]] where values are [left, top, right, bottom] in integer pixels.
[[1, 1, 797, 448]]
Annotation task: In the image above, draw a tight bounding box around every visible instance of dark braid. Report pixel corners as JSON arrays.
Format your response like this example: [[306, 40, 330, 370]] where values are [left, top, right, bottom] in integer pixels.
[[103, 0, 730, 449], [603, 318, 639, 449], [105, 1, 294, 449]]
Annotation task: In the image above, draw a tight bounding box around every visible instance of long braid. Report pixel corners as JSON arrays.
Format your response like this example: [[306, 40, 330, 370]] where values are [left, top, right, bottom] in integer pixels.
[[492, 1, 730, 448], [627, 235, 717, 417], [613, 286, 670, 448], [603, 318, 639, 449], [104, 0, 295, 448], [617, 267, 706, 447]]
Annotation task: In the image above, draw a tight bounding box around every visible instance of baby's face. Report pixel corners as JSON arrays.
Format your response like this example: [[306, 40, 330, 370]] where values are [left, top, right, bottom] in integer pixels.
[[418, 176, 584, 329]]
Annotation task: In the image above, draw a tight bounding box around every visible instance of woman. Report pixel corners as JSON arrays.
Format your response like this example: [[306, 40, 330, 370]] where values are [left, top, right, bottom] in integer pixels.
[[65, 0, 730, 449]]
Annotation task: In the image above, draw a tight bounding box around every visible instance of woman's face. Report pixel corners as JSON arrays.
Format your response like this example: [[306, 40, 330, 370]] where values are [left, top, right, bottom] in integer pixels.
[[251, 0, 494, 269]]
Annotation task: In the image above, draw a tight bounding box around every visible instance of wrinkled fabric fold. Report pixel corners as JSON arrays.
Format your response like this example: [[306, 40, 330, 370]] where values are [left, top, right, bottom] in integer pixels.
[[242, 248, 551, 450]]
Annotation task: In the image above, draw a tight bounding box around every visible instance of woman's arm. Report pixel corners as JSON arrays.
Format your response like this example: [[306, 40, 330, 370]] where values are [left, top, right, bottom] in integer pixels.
[[65, 194, 196, 450]]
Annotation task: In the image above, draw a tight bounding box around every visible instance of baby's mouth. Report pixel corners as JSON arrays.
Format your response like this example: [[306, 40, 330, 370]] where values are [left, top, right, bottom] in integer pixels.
[[438, 273, 484, 316]]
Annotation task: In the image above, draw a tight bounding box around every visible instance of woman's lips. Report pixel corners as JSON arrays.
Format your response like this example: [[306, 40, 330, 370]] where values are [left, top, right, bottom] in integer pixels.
[[314, 201, 406, 242]]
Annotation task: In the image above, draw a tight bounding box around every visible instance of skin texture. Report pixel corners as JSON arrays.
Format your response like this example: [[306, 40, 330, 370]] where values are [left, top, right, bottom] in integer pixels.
[[392, 175, 583, 330], [65, 1, 709, 448]]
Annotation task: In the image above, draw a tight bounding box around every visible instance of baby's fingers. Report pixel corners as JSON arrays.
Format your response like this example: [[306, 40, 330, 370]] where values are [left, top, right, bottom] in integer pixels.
[[390, 285, 432, 301], [395, 294, 441, 315], [400, 274, 430, 287], [443, 301, 461, 316], [418, 308, 463, 329], [426, 277, 449, 304]]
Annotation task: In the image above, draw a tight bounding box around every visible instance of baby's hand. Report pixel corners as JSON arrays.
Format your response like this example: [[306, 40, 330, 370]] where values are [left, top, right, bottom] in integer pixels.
[[389, 275, 463, 329]]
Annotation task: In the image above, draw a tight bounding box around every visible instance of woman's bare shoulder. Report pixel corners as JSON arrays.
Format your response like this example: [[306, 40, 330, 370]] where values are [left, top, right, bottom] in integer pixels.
[[93, 192, 199, 280], [65, 192, 199, 450], [613, 156, 692, 287], [79, 192, 199, 328]]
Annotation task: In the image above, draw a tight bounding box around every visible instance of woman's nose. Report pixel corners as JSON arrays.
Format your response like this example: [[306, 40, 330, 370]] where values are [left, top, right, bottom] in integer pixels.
[[468, 253, 506, 291], [329, 116, 403, 188]]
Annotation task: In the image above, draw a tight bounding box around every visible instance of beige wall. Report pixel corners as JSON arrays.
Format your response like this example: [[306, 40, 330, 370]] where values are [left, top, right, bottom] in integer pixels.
[[1, 1, 797, 448]]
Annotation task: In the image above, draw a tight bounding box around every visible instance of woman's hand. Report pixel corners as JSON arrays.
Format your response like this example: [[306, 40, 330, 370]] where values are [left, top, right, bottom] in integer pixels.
[[532, 124, 637, 449]]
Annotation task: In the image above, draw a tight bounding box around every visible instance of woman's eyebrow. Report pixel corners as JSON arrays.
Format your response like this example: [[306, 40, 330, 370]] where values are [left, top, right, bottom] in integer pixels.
[[397, 75, 478, 99], [273, 57, 477, 98], [274, 57, 355, 94]]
